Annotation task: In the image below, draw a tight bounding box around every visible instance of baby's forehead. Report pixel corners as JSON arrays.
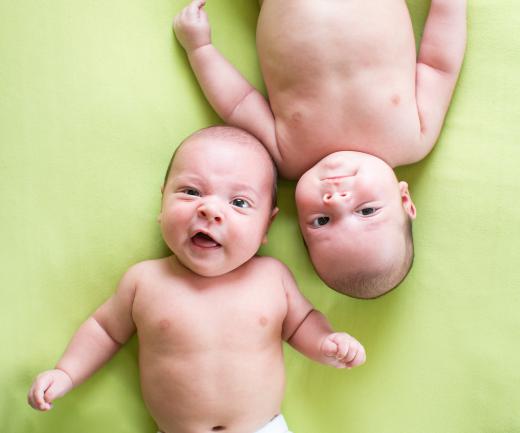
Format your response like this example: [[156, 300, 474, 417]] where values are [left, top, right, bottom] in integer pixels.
[[180, 127, 253, 152], [309, 215, 402, 248], [180, 138, 270, 169], [173, 137, 273, 182]]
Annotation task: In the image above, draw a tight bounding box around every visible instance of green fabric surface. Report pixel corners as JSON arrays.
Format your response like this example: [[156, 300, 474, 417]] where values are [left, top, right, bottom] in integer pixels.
[[2, 0, 519, 432]]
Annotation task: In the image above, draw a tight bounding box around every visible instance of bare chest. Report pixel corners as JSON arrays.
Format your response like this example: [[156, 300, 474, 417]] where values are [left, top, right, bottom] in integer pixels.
[[132, 276, 286, 353], [274, 93, 421, 178]]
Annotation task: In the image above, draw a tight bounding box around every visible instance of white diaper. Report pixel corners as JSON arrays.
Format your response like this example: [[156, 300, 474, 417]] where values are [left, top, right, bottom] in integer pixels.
[[157, 414, 292, 433], [255, 414, 292, 433]]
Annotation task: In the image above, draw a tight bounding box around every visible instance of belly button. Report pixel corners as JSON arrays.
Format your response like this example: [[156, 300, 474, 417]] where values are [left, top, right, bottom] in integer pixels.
[[211, 426, 225, 431]]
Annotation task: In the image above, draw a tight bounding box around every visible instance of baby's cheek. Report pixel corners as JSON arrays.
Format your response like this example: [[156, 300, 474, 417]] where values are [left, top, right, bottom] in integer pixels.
[[295, 179, 315, 207], [295, 187, 316, 209]]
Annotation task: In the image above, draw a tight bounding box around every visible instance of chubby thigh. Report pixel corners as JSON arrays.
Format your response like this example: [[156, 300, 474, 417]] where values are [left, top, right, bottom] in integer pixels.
[[131, 257, 289, 433]]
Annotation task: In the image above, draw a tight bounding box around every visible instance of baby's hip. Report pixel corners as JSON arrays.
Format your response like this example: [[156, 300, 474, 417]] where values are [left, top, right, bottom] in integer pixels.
[[255, 414, 293, 433]]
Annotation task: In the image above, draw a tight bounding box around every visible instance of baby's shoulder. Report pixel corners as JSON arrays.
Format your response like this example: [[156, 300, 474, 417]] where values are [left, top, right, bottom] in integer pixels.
[[122, 257, 174, 285], [250, 254, 282, 267], [249, 255, 293, 279]]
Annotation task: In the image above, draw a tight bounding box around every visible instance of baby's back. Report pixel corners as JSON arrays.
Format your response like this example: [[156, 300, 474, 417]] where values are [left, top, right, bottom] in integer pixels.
[[257, 0, 421, 178], [133, 257, 287, 433]]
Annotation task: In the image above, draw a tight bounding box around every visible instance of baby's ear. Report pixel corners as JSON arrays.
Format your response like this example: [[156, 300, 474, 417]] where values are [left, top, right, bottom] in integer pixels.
[[157, 185, 165, 223], [262, 207, 279, 244], [270, 207, 279, 223], [399, 181, 417, 220]]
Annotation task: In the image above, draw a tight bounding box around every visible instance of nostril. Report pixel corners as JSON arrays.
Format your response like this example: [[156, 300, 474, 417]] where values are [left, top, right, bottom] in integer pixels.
[[215, 216, 222, 223], [323, 193, 332, 201]]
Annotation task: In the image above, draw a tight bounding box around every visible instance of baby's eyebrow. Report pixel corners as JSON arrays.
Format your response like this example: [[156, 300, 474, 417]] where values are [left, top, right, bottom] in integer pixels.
[[230, 183, 260, 199], [171, 174, 206, 186], [231, 181, 255, 190]]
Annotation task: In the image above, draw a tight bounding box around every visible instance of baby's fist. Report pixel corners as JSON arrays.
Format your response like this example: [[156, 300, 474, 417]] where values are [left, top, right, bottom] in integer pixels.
[[173, 0, 211, 53], [321, 333, 366, 369], [27, 369, 73, 411]]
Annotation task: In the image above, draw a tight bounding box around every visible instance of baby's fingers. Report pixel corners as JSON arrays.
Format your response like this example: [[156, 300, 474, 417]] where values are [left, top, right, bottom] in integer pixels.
[[334, 337, 351, 361], [344, 343, 366, 369], [28, 375, 53, 411], [321, 337, 339, 358], [186, 0, 207, 20]]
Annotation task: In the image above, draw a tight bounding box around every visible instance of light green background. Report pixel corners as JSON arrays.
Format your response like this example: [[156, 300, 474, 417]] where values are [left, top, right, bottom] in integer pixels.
[[2, 0, 520, 432]]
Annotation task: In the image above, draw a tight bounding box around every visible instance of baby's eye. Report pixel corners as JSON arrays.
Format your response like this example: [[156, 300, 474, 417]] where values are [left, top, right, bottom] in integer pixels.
[[231, 198, 250, 208], [312, 216, 330, 228], [182, 188, 201, 197], [357, 207, 378, 216]]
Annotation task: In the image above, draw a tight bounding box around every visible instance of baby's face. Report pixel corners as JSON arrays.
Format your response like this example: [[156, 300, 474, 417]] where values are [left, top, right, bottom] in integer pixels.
[[159, 136, 276, 277], [295, 151, 416, 288]]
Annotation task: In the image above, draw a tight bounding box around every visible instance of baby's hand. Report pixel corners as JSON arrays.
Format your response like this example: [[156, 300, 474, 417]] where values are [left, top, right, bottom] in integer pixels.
[[321, 333, 366, 369], [27, 369, 73, 411], [173, 0, 211, 53]]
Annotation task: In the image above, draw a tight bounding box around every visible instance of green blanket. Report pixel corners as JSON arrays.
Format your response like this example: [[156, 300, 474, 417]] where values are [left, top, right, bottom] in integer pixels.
[[2, 1, 519, 432]]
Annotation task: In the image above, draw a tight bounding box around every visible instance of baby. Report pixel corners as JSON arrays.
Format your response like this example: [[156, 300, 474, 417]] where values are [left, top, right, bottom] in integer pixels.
[[173, 0, 467, 298], [27, 126, 366, 433]]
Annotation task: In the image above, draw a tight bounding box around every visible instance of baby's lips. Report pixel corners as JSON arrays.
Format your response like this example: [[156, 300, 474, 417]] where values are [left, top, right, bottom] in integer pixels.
[[191, 232, 221, 248]]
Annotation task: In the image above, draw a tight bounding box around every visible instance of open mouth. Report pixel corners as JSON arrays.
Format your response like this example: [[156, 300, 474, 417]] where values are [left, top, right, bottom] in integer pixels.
[[191, 232, 221, 248]]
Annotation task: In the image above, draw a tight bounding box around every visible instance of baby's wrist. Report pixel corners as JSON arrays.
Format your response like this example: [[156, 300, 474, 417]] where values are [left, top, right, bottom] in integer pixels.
[[187, 42, 212, 56], [54, 366, 74, 386]]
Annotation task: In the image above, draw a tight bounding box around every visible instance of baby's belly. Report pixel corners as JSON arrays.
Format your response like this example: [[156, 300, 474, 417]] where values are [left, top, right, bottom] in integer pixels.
[[139, 348, 285, 433], [258, 0, 415, 79], [257, 0, 419, 177]]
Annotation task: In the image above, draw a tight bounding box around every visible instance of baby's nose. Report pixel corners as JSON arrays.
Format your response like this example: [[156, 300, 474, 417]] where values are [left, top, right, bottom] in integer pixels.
[[322, 191, 352, 203], [197, 202, 223, 223]]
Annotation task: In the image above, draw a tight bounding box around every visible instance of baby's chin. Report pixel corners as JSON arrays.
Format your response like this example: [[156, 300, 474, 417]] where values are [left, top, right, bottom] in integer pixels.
[[304, 150, 393, 177], [174, 256, 230, 278], [328, 151, 393, 171]]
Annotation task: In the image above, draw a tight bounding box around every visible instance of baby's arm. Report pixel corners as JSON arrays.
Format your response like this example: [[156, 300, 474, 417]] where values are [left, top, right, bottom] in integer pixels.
[[280, 265, 365, 369], [413, 0, 467, 161], [27, 264, 140, 411], [173, 0, 281, 164]]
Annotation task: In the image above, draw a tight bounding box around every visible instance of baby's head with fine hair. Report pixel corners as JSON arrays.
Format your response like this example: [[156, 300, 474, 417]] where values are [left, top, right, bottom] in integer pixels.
[[295, 151, 416, 299], [159, 125, 278, 277]]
